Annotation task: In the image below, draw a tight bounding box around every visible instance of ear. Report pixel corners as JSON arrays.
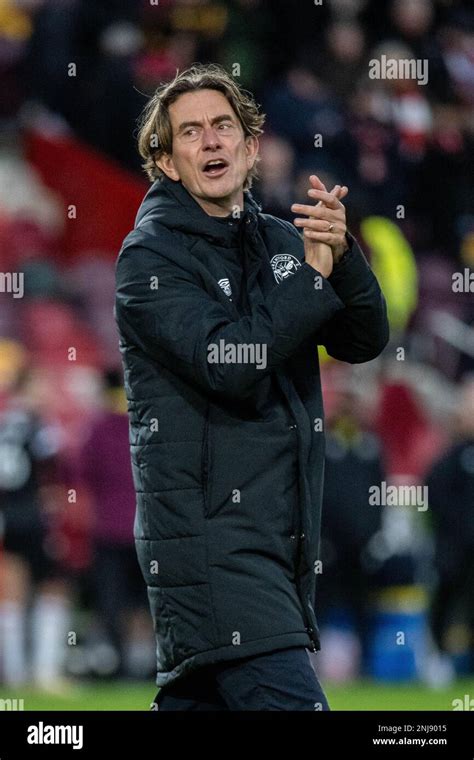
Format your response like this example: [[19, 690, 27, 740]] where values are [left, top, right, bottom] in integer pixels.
[[245, 135, 259, 170], [156, 154, 180, 181]]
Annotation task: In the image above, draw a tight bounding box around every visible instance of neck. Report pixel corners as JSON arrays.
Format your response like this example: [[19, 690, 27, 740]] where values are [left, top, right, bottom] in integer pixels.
[[189, 189, 244, 217]]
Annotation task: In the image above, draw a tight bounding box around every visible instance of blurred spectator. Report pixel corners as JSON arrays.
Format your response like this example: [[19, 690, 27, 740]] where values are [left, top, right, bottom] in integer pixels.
[[0, 343, 69, 689], [318, 376, 385, 675], [77, 368, 153, 678], [254, 133, 295, 220], [426, 373, 474, 673], [440, 11, 474, 106], [317, 20, 367, 102], [217, 0, 275, 91], [263, 66, 346, 171], [389, 0, 451, 101]]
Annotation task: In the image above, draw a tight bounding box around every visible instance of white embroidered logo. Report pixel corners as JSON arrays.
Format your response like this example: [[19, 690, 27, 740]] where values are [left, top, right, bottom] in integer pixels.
[[270, 253, 302, 284], [218, 278, 232, 298]]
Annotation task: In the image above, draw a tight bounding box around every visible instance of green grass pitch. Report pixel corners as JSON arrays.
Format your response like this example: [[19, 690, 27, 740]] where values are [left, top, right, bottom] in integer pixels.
[[1, 679, 474, 711]]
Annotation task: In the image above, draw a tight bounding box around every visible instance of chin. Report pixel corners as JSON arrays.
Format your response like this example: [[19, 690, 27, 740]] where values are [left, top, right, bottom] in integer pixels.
[[205, 180, 240, 199]]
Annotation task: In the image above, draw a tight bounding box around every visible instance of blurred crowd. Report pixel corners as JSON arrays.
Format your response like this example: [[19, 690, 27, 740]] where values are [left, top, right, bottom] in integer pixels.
[[0, 0, 473, 691]]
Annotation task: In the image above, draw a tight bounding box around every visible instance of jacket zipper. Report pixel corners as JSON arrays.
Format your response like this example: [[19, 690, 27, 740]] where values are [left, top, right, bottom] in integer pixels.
[[287, 419, 318, 652], [288, 421, 300, 541], [201, 410, 210, 517]]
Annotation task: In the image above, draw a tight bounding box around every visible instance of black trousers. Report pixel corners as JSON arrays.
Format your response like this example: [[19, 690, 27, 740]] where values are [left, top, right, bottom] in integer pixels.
[[92, 541, 148, 674], [430, 555, 474, 671], [151, 646, 330, 711]]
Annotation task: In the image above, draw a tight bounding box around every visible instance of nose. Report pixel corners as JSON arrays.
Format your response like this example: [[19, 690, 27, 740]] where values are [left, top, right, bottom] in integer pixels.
[[202, 126, 221, 150]]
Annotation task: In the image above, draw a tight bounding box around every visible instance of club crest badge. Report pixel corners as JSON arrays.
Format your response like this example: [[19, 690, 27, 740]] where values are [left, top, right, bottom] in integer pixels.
[[218, 278, 232, 298], [270, 253, 302, 284]]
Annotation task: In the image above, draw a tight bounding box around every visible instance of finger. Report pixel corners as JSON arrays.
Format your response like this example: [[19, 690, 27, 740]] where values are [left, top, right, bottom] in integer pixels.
[[294, 218, 340, 233], [303, 187, 342, 209], [291, 203, 342, 219], [308, 184, 349, 203], [309, 175, 327, 209], [333, 185, 349, 200], [309, 174, 327, 192], [302, 230, 341, 243]]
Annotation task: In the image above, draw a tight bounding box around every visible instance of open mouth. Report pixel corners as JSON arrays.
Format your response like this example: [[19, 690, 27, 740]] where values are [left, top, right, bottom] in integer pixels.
[[202, 159, 229, 177]]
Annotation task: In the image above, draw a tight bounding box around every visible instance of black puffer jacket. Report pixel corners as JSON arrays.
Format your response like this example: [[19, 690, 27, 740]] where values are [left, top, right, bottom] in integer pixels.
[[114, 175, 389, 687]]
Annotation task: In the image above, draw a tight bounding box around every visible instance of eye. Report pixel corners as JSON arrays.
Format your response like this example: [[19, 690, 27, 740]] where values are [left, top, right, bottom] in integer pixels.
[[218, 122, 233, 130], [184, 127, 197, 136]]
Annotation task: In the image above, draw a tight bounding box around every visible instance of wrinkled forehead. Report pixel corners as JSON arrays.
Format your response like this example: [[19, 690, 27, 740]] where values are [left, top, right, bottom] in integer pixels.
[[168, 89, 239, 129]]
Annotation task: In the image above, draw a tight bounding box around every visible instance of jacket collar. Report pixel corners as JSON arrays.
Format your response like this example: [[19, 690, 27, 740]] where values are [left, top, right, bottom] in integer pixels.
[[135, 174, 262, 247]]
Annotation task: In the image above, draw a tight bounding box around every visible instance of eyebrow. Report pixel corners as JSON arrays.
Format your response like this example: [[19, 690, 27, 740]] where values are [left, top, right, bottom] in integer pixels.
[[176, 114, 236, 134]]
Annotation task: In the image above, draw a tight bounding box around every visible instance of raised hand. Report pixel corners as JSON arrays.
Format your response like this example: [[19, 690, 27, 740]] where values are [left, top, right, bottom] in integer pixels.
[[291, 175, 349, 277]]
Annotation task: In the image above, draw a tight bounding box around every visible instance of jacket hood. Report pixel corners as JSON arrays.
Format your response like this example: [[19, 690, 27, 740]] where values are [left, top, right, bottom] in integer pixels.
[[134, 174, 263, 247]]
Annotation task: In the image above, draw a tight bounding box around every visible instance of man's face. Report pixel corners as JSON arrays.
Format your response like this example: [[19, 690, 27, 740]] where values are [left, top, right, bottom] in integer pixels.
[[156, 89, 259, 216]]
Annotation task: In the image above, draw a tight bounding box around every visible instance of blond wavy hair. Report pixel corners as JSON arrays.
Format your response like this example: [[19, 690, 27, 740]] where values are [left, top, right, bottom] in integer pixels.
[[137, 63, 266, 190]]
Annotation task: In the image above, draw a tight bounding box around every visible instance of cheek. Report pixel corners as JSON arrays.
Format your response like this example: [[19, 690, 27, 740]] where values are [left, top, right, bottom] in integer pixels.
[[175, 151, 198, 177], [235, 148, 250, 172]]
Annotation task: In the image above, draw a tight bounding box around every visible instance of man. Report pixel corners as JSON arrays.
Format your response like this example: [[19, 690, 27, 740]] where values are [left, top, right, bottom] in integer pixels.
[[426, 374, 474, 674], [77, 369, 153, 679], [114, 63, 389, 710], [0, 353, 68, 689]]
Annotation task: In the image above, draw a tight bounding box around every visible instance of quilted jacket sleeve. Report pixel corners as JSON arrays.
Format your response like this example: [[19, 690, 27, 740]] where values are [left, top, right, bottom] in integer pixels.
[[114, 232, 345, 401], [317, 233, 390, 363]]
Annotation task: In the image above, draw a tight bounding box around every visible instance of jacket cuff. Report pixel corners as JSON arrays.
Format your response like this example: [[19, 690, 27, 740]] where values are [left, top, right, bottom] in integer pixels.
[[326, 232, 376, 301], [298, 261, 346, 313], [329, 231, 356, 272]]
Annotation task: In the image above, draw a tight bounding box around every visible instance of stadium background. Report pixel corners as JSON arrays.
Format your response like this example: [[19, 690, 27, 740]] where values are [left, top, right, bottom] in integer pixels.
[[0, 0, 473, 710]]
